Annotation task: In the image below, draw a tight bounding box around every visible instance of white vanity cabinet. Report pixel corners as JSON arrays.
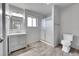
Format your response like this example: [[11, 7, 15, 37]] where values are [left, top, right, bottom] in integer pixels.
[[8, 33, 26, 53]]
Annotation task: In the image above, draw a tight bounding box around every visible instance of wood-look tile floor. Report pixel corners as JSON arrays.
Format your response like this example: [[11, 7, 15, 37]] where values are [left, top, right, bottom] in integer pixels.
[[9, 41, 79, 56]]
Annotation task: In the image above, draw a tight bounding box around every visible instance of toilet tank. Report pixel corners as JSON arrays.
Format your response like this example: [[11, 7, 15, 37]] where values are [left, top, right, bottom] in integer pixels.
[[63, 33, 73, 41]]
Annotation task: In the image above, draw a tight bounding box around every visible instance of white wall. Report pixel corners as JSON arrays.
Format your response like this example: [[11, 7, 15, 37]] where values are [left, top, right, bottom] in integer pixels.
[[61, 4, 79, 49], [7, 4, 44, 46], [9, 3, 53, 45], [25, 10, 44, 44]]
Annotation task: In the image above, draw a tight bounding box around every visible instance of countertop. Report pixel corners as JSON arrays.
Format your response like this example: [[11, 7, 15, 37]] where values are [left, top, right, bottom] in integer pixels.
[[7, 33, 27, 36]]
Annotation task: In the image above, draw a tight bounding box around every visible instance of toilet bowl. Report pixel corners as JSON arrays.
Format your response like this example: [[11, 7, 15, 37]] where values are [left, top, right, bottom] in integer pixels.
[[61, 34, 73, 53], [61, 40, 71, 46]]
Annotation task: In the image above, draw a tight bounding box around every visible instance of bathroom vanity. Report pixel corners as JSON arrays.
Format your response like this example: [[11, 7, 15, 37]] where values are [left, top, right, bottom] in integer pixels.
[[7, 33, 26, 53]]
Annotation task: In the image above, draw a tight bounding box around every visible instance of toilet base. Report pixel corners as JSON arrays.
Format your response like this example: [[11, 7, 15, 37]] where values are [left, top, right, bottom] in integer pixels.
[[62, 46, 70, 53]]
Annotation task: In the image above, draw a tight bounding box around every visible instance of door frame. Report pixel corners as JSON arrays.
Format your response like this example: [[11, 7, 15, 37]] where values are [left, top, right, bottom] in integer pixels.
[[2, 3, 8, 56]]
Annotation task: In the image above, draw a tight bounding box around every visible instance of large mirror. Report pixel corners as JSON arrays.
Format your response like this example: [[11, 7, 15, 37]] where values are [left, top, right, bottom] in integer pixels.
[[6, 4, 25, 34], [9, 16, 24, 33]]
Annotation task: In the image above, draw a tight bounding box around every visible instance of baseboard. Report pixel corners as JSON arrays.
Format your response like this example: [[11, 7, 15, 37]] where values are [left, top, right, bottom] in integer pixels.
[[9, 47, 26, 55], [40, 40, 55, 47]]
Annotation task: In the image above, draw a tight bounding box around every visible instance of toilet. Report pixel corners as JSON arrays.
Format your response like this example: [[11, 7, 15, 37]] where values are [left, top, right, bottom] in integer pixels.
[[61, 34, 73, 53]]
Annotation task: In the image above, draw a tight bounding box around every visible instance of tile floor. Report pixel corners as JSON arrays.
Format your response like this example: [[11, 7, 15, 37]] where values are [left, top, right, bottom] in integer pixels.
[[9, 41, 79, 56]]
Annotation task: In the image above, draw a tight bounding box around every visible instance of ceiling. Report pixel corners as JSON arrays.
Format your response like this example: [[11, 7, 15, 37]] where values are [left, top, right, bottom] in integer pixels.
[[10, 3, 53, 17], [9, 3, 73, 16], [54, 3, 74, 10], [54, 3, 72, 7]]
